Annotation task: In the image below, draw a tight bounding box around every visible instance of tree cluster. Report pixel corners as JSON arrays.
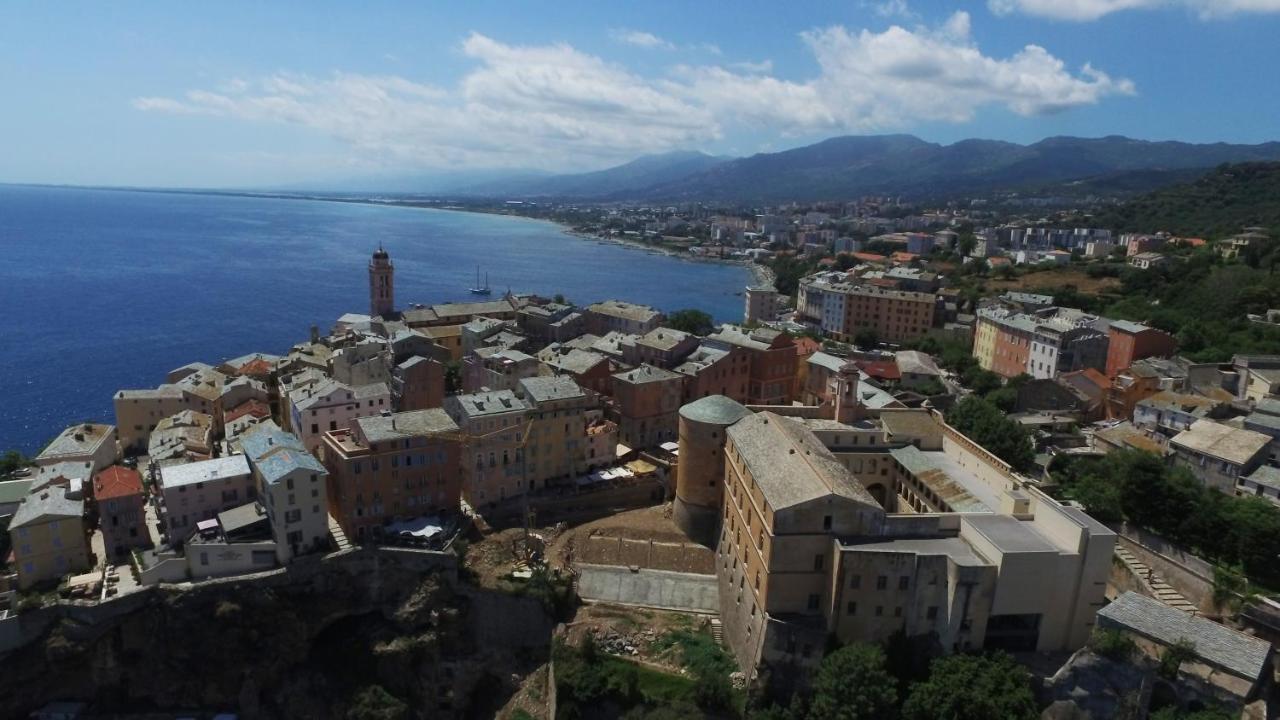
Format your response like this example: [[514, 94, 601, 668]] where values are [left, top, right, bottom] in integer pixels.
[[1053, 450, 1280, 587]]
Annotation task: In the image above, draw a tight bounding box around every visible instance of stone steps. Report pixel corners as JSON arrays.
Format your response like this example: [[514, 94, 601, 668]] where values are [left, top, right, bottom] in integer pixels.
[[329, 515, 352, 551], [1114, 546, 1197, 614], [710, 618, 724, 645]]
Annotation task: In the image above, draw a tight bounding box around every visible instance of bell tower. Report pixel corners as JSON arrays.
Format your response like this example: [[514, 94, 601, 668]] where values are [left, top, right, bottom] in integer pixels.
[[369, 245, 394, 318]]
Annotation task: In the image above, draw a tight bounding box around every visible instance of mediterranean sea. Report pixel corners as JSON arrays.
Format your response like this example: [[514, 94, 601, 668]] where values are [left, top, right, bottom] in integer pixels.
[[0, 185, 753, 454]]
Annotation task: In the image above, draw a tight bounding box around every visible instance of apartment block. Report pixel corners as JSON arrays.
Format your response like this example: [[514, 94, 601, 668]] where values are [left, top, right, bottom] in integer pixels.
[[34, 423, 118, 475], [444, 389, 531, 507], [1106, 320, 1178, 378], [705, 325, 797, 406], [240, 422, 331, 562], [159, 455, 257, 541], [585, 300, 664, 336], [288, 378, 391, 453], [611, 364, 685, 449], [322, 409, 463, 542], [8, 486, 89, 590], [93, 466, 150, 559], [520, 376, 611, 486]]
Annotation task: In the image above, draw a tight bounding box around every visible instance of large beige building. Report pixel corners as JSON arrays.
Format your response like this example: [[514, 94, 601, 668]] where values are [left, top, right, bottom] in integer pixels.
[[114, 365, 229, 453], [444, 389, 531, 507], [9, 486, 90, 589], [702, 400, 1115, 675], [797, 273, 936, 344], [34, 423, 118, 475], [520, 376, 611, 486]]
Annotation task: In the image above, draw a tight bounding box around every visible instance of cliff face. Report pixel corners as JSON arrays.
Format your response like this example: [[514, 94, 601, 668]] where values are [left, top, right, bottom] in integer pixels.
[[0, 550, 554, 719]]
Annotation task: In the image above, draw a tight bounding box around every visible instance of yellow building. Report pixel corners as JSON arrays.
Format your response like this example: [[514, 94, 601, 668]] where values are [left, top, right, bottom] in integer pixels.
[[972, 310, 1000, 371], [9, 486, 90, 589]]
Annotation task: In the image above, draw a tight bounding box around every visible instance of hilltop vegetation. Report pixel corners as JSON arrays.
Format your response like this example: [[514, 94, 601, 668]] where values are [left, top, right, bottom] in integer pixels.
[[1092, 162, 1280, 236]]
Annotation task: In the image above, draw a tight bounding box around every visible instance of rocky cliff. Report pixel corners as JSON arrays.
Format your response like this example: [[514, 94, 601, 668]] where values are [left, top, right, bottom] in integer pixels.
[[0, 549, 554, 719]]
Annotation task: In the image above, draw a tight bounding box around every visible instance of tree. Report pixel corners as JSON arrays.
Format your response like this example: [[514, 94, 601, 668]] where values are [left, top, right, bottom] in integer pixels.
[[957, 233, 977, 257], [346, 685, 408, 720], [667, 308, 714, 336], [0, 449, 29, 478], [806, 644, 898, 720], [946, 396, 1036, 472], [901, 653, 1037, 720], [853, 328, 880, 349]]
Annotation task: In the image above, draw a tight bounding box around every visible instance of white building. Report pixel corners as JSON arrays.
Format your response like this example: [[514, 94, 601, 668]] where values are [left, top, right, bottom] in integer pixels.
[[288, 378, 392, 452], [159, 455, 256, 541], [240, 422, 331, 562]]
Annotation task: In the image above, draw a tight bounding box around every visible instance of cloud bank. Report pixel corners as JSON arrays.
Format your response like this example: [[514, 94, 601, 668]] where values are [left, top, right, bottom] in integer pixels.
[[134, 14, 1133, 170], [989, 0, 1280, 21]]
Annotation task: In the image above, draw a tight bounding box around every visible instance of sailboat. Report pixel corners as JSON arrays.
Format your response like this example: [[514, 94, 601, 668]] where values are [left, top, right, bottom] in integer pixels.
[[469, 266, 492, 295]]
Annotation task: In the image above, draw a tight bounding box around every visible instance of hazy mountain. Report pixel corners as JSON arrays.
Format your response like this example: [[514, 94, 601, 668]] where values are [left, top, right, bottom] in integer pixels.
[[619, 135, 1280, 203], [452, 150, 730, 198]]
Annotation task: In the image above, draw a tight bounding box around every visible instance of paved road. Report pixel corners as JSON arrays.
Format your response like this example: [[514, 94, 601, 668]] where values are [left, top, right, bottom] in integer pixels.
[[576, 564, 719, 613]]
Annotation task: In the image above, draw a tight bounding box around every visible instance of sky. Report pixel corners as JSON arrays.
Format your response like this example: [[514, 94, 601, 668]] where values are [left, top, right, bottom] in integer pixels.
[[2, 0, 1280, 188]]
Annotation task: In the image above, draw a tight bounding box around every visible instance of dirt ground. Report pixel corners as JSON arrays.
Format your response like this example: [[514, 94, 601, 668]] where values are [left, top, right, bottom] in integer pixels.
[[985, 268, 1121, 294], [546, 504, 715, 575], [464, 503, 715, 588]]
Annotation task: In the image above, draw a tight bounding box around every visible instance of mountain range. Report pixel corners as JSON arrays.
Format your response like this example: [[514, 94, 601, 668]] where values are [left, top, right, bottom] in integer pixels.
[[446, 135, 1280, 204]]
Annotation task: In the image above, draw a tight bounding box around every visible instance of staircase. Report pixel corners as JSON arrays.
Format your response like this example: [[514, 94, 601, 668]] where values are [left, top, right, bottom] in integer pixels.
[[329, 514, 352, 551], [1114, 545, 1197, 614], [710, 618, 724, 645]]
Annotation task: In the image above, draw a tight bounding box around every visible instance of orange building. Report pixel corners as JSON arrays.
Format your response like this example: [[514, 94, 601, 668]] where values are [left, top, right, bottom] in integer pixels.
[[92, 466, 150, 559], [1105, 321, 1178, 378], [705, 325, 797, 406], [321, 409, 463, 542], [991, 315, 1037, 379]]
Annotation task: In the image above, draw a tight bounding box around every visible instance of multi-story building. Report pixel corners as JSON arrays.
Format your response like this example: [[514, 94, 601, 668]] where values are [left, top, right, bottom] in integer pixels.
[[288, 378, 392, 453], [1105, 320, 1178, 378], [92, 466, 150, 559], [744, 285, 780, 325], [462, 348, 541, 394], [240, 422, 331, 562], [623, 327, 699, 369], [538, 347, 615, 396], [393, 355, 446, 411], [585, 300, 664, 336], [33, 423, 118, 476], [444, 389, 531, 507], [1106, 356, 1191, 420], [1169, 419, 1270, 494], [520, 376, 611, 485], [159, 455, 257, 541], [705, 325, 797, 406], [675, 344, 751, 404], [114, 366, 228, 453], [798, 273, 936, 344], [709, 406, 1115, 675], [1133, 391, 1226, 437], [322, 409, 463, 542], [611, 364, 685, 449], [517, 302, 582, 348], [8, 486, 89, 589], [1027, 311, 1109, 380]]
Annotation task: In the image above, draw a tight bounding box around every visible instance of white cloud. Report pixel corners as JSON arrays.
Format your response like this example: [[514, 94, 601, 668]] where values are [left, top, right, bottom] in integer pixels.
[[873, 0, 919, 19], [609, 29, 675, 50], [134, 19, 1132, 170], [989, 0, 1280, 20]]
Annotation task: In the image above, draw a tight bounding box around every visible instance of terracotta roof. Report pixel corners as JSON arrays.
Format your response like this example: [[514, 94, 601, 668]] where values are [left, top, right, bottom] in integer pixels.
[[225, 398, 272, 424], [891, 252, 919, 263], [237, 358, 274, 377], [94, 466, 143, 501], [856, 360, 901, 380], [852, 252, 887, 263], [794, 337, 821, 356]]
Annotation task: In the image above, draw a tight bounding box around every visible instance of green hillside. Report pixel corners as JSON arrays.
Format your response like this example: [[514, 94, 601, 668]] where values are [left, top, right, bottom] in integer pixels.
[[1094, 162, 1280, 237]]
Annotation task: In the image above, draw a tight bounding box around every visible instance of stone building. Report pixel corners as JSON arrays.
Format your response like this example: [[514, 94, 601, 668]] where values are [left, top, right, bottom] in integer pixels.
[[611, 364, 685, 449], [444, 389, 531, 507], [322, 409, 463, 542]]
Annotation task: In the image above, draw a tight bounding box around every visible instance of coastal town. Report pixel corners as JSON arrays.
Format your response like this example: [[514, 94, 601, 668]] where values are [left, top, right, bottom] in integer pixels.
[[2, 203, 1279, 719]]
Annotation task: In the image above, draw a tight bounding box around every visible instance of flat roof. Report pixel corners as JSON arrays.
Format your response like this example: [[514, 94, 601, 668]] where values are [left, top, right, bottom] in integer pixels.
[[36, 423, 115, 462], [1170, 419, 1270, 465], [962, 514, 1060, 554], [160, 455, 251, 489], [840, 536, 987, 566]]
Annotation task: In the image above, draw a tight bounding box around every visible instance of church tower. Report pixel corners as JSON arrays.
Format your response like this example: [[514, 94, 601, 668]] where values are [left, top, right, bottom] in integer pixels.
[[369, 245, 394, 318]]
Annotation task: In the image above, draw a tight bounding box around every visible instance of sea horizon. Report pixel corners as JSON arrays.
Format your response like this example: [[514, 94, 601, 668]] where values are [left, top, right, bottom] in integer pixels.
[[0, 184, 753, 455]]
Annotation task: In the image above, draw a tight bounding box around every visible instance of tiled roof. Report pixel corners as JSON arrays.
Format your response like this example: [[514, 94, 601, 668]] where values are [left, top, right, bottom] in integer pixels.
[[93, 466, 143, 501]]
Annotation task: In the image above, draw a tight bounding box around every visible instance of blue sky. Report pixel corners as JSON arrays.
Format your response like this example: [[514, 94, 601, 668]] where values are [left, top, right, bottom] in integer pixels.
[[2, 0, 1279, 188]]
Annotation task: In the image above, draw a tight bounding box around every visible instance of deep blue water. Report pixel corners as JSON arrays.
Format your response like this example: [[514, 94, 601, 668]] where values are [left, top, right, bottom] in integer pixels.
[[0, 185, 751, 454]]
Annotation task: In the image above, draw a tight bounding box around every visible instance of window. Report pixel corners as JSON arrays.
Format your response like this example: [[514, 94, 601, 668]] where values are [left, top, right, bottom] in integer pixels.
[[822, 514, 832, 530], [899, 576, 910, 591], [813, 554, 824, 571], [287, 477, 295, 490], [807, 594, 819, 610], [926, 606, 938, 621], [875, 606, 884, 617], [846, 601, 857, 616], [876, 575, 887, 590], [285, 509, 302, 524], [850, 574, 861, 589], [894, 606, 903, 618]]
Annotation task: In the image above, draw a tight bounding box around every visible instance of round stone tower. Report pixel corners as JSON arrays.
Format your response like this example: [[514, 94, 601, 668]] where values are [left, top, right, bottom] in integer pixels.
[[369, 245, 394, 318], [674, 394, 752, 546]]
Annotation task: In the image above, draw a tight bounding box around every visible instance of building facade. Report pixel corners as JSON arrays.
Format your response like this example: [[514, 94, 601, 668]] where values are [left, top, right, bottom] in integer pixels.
[[93, 466, 150, 559], [322, 409, 463, 541], [611, 364, 685, 449], [444, 389, 531, 507]]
